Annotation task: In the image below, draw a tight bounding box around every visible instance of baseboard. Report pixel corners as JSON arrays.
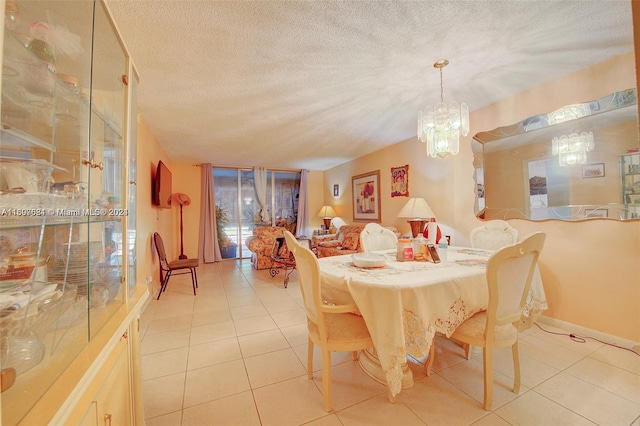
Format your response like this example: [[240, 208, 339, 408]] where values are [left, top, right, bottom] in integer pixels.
[[537, 315, 640, 348]]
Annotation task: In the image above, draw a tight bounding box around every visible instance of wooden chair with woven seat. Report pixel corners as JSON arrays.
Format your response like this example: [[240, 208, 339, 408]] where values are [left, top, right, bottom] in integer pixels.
[[450, 231, 546, 410], [153, 232, 199, 300], [283, 230, 374, 412]]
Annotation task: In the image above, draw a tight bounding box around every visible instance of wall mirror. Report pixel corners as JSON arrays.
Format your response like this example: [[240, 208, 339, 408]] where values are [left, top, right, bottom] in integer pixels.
[[474, 88, 639, 221]]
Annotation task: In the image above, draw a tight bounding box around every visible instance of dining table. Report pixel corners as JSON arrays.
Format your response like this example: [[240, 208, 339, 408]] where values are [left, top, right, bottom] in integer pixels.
[[317, 246, 548, 399]]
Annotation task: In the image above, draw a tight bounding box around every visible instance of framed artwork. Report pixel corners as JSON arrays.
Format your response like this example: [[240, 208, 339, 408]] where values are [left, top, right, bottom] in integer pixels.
[[390, 164, 409, 197], [585, 208, 608, 218], [333, 184, 339, 197], [582, 163, 605, 178], [352, 170, 381, 222]]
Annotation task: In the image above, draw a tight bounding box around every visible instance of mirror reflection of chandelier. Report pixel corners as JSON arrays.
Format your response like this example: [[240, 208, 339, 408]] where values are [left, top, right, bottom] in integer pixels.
[[417, 59, 469, 158], [551, 131, 595, 166]]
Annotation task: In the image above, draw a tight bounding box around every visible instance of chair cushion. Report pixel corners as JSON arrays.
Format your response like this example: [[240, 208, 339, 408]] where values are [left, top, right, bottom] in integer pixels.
[[342, 232, 360, 250], [168, 258, 199, 269], [453, 311, 517, 344], [307, 312, 371, 345]]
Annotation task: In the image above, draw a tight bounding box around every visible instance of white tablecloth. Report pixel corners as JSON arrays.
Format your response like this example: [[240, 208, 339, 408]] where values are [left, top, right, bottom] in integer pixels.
[[318, 247, 548, 397]]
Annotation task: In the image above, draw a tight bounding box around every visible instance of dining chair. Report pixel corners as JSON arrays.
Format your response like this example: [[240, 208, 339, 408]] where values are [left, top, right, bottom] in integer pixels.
[[469, 220, 519, 250], [153, 232, 199, 300], [283, 230, 374, 412], [450, 231, 546, 410], [360, 223, 398, 252]]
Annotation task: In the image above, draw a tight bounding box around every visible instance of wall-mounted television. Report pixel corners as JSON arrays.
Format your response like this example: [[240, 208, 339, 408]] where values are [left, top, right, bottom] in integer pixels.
[[153, 160, 172, 209]]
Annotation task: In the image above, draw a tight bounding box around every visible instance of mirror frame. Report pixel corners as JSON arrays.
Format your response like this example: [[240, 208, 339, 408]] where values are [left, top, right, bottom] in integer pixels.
[[474, 88, 639, 221]]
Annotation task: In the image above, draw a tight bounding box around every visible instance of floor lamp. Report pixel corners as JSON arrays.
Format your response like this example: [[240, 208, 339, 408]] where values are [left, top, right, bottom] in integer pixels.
[[172, 193, 191, 259]]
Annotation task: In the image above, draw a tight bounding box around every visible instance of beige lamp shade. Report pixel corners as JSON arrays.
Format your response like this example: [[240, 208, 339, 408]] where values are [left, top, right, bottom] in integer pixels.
[[318, 206, 337, 229], [397, 198, 434, 219], [397, 198, 435, 238], [318, 206, 337, 218]]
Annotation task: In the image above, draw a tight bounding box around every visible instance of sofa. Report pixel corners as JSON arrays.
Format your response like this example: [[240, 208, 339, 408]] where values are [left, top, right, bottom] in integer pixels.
[[245, 226, 287, 270], [313, 224, 365, 258]]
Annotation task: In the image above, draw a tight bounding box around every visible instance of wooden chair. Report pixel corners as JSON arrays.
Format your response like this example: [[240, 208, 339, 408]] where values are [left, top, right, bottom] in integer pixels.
[[153, 232, 199, 300], [450, 231, 545, 410], [359, 223, 398, 252], [470, 220, 519, 250], [283, 230, 373, 412]]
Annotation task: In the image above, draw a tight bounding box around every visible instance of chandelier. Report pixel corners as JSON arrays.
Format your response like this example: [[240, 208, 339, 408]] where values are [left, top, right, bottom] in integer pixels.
[[551, 132, 594, 166], [417, 59, 469, 158]]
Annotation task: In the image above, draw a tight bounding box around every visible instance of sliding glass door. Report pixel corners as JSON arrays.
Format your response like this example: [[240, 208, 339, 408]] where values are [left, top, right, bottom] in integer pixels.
[[213, 168, 300, 259]]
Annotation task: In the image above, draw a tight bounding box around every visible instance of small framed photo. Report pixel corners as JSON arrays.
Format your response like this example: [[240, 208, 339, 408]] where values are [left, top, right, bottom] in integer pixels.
[[582, 163, 605, 178], [333, 184, 339, 197], [585, 208, 608, 218], [390, 164, 409, 197], [352, 170, 381, 222]]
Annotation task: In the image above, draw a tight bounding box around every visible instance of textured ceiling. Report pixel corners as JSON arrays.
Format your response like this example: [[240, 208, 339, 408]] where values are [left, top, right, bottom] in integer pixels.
[[105, 0, 634, 171]]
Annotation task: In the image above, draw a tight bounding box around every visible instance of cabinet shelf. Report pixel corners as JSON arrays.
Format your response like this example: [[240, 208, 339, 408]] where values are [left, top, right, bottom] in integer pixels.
[[1, 123, 55, 152]]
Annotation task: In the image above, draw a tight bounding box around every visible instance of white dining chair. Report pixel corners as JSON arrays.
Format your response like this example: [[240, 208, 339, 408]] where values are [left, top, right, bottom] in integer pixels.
[[470, 220, 519, 250], [450, 231, 546, 410], [360, 223, 398, 252], [283, 230, 374, 412]]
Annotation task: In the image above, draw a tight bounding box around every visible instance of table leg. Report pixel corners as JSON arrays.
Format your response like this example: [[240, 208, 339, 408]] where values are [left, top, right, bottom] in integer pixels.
[[358, 347, 413, 399]]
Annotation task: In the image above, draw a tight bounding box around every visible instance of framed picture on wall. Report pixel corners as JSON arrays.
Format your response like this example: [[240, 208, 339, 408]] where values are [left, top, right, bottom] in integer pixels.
[[352, 170, 381, 222], [582, 163, 605, 178], [390, 164, 409, 197]]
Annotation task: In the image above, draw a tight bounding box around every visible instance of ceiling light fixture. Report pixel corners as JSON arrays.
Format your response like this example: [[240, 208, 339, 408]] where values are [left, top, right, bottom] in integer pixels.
[[417, 59, 469, 158], [551, 132, 594, 166]]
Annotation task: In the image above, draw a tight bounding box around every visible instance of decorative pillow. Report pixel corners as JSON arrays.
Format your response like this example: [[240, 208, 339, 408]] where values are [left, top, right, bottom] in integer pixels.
[[342, 232, 360, 250]]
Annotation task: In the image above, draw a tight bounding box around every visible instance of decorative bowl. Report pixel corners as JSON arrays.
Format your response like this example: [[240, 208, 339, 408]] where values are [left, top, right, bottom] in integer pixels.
[[352, 253, 386, 268]]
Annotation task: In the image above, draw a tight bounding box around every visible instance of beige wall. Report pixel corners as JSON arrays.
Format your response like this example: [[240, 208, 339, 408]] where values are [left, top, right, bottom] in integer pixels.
[[135, 115, 174, 291], [323, 51, 640, 342]]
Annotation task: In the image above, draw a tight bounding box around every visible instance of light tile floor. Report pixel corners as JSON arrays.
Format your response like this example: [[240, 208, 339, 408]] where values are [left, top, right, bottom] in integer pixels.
[[141, 261, 640, 426]]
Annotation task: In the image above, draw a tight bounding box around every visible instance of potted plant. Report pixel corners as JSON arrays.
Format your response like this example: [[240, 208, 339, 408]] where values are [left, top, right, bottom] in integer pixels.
[[216, 205, 237, 258]]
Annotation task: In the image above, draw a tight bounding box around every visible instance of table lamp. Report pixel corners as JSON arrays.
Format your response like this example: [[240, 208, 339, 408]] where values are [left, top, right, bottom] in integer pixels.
[[397, 198, 435, 238], [318, 205, 337, 230]]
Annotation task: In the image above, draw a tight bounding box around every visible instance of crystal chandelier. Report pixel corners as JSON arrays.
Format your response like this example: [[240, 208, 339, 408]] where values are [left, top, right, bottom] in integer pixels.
[[417, 59, 469, 158], [551, 132, 594, 166]]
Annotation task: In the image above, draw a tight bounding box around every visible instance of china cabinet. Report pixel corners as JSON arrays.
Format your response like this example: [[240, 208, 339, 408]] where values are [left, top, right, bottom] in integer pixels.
[[621, 152, 640, 219], [0, 1, 147, 424]]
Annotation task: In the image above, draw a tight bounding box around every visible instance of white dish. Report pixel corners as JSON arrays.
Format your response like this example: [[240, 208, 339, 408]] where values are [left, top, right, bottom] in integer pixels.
[[352, 253, 386, 268]]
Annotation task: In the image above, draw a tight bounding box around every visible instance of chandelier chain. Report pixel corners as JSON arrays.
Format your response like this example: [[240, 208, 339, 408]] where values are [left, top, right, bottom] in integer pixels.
[[439, 67, 444, 103]]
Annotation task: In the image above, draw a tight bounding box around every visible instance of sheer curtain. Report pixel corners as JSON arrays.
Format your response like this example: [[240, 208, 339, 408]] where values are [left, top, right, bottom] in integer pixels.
[[296, 169, 309, 237], [199, 163, 222, 262], [254, 166, 270, 223]]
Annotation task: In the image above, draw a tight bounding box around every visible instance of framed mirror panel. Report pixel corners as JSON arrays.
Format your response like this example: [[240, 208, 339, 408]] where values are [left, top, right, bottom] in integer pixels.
[[474, 88, 639, 221]]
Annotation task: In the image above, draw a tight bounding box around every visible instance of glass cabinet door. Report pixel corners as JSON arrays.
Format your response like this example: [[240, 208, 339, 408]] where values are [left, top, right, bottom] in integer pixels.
[[86, 0, 126, 339], [126, 70, 138, 297], [0, 1, 130, 422]]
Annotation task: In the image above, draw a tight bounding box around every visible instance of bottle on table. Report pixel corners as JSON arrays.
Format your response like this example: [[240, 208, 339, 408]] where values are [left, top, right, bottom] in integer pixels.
[[438, 236, 448, 262]]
